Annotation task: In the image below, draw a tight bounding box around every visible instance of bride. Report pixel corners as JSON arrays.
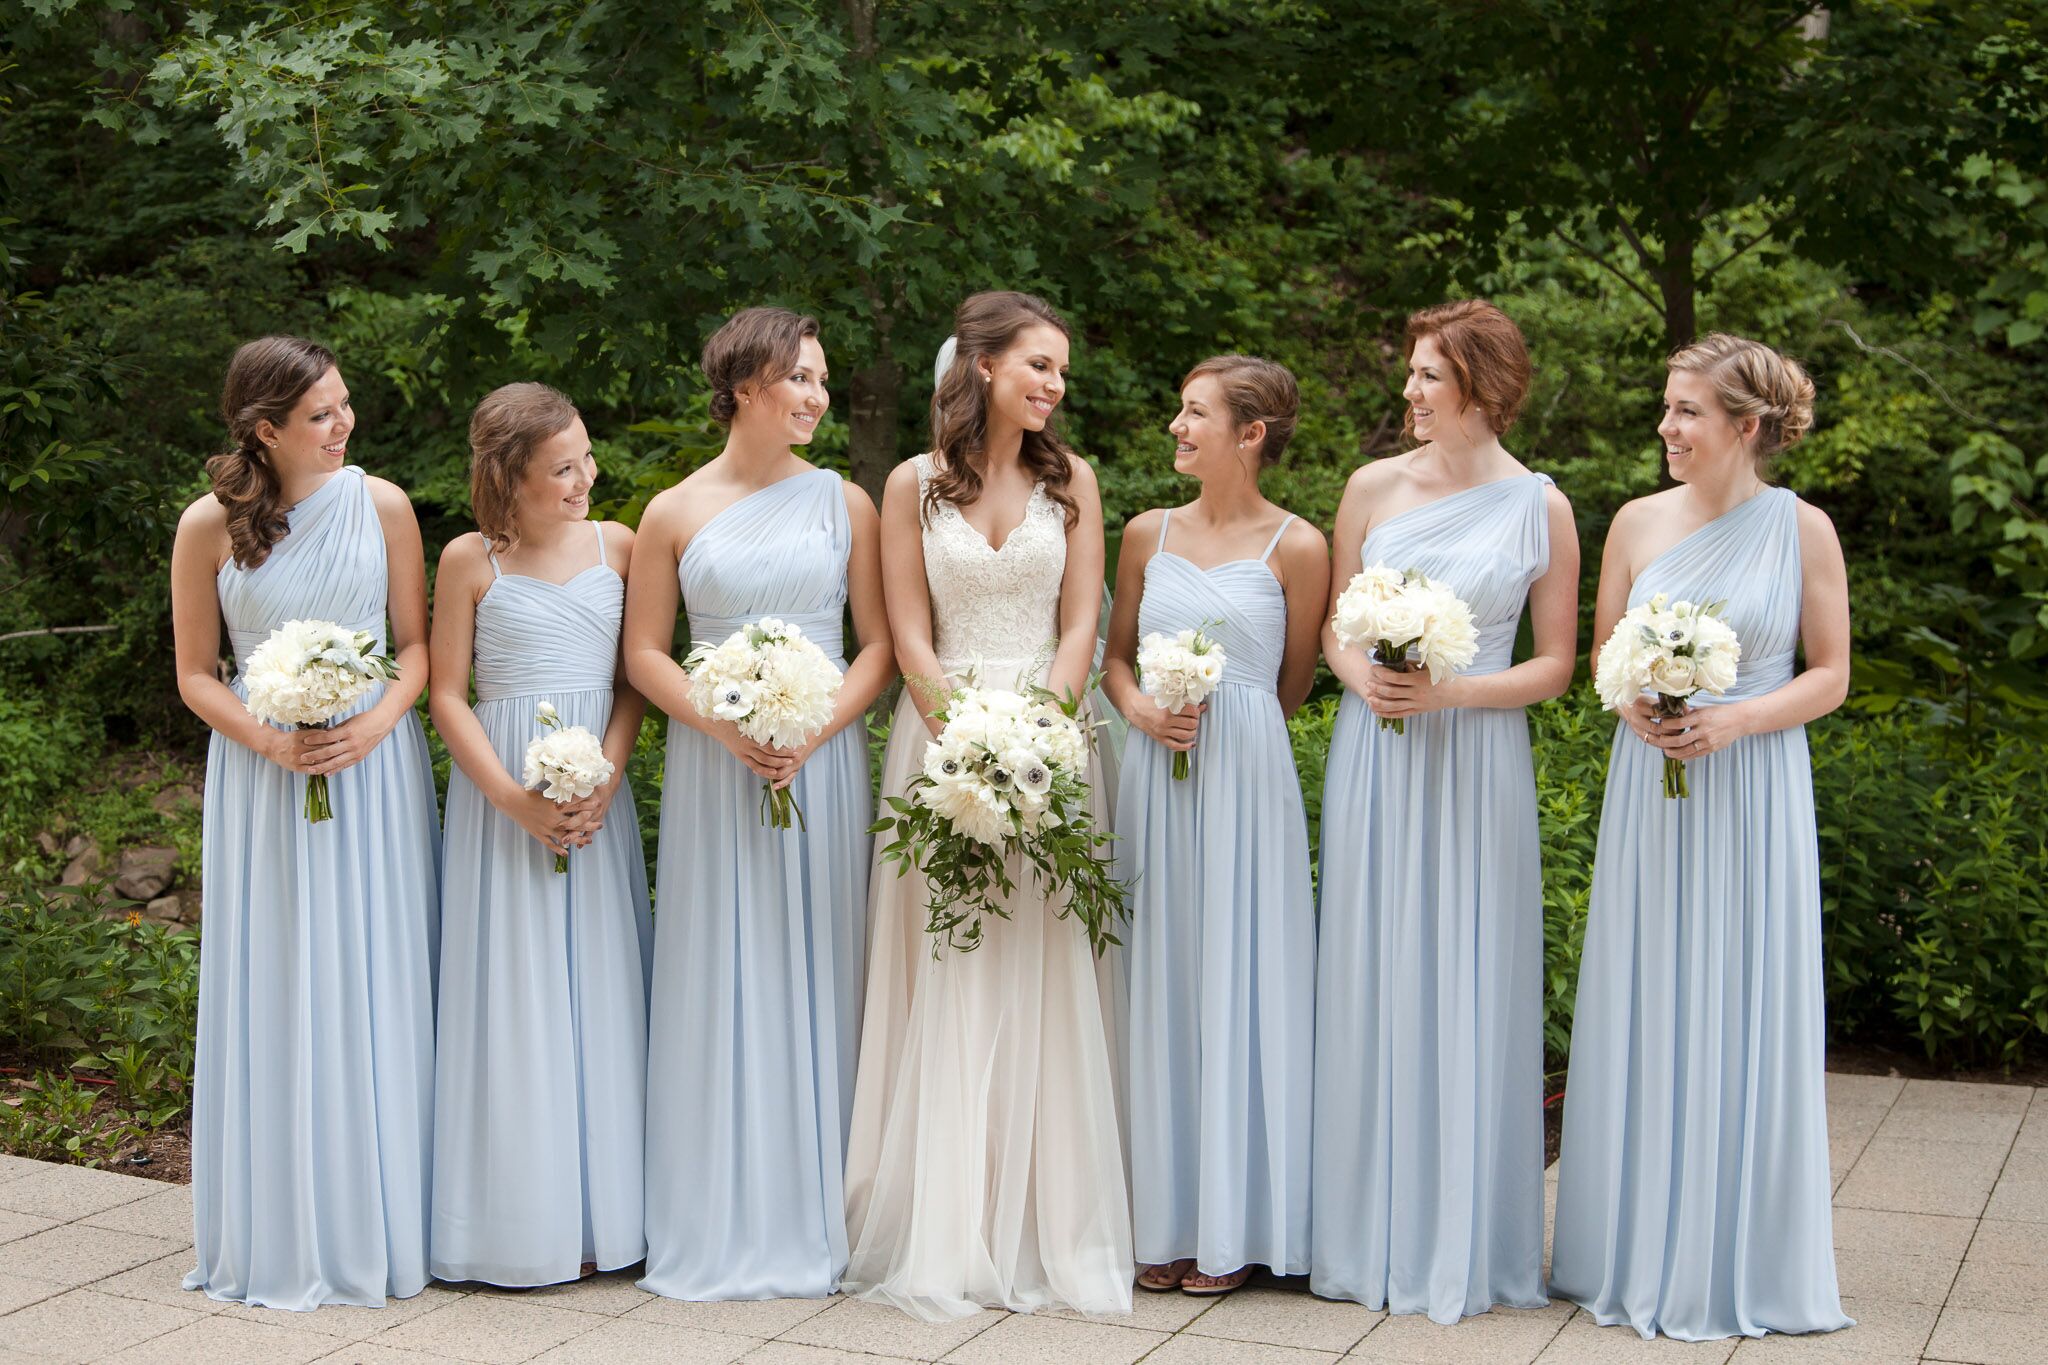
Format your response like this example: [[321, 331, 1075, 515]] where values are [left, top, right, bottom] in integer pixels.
[[842, 291, 1133, 1320]]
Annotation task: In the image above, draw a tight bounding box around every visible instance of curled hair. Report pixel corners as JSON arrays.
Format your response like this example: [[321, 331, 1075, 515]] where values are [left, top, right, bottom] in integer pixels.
[[1403, 299, 1532, 438], [1667, 332, 1816, 467], [205, 335, 339, 569], [1182, 354, 1300, 468], [469, 382, 582, 551], [702, 306, 820, 425], [925, 290, 1078, 527]]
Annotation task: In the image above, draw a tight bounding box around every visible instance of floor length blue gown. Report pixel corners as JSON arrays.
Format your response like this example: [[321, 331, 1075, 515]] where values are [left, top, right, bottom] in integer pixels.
[[187, 465, 440, 1310], [640, 469, 870, 1300], [1551, 486, 1849, 1342], [1118, 511, 1315, 1277], [1311, 474, 1553, 1323], [430, 521, 652, 1285]]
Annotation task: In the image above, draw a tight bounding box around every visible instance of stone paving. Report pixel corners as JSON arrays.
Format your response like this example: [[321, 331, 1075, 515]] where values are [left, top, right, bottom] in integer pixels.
[[1, 1074, 2043, 1364]]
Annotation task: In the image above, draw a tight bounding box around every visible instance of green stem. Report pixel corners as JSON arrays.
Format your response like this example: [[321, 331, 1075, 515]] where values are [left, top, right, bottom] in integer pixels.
[[1173, 750, 1190, 781]]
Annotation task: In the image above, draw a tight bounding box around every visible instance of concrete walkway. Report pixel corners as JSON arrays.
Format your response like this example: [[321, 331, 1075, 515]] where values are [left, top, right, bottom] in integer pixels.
[[1, 1075, 2042, 1364]]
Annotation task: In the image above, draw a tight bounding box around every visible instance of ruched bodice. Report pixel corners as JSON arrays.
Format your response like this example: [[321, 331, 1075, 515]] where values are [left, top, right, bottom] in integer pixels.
[[474, 534, 623, 703], [1139, 511, 1292, 695], [1359, 473, 1552, 676], [220, 466, 387, 674], [681, 468, 849, 660], [1629, 487, 1801, 702], [913, 453, 1066, 672]]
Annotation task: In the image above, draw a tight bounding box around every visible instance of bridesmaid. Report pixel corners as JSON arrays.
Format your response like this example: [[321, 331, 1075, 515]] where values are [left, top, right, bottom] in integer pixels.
[[1104, 356, 1326, 1296], [1551, 334, 1851, 1341], [427, 383, 652, 1287], [1311, 300, 1579, 1322], [169, 336, 439, 1309], [624, 307, 892, 1299]]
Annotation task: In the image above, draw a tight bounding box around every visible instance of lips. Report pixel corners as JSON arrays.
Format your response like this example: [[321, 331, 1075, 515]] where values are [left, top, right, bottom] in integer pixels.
[[1027, 396, 1054, 415]]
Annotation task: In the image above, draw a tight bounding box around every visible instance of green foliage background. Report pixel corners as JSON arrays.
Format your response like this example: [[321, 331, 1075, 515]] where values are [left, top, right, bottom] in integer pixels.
[[3, 0, 2048, 1148]]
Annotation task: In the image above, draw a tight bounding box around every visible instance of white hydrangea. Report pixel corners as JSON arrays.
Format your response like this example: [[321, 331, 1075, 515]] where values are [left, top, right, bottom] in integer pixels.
[[1137, 627, 1228, 714], [1330, 564, 1480, 685], [242, 618, 396, 728]]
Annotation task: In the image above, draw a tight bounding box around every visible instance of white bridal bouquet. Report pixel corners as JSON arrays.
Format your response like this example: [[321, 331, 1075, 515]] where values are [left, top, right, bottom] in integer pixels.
[[1594, 593, 1742, 800], [1330, 564, 1480, 733], [685, 617, 842, 829], [1137, 626, 1226, 780], [521, 701, 615, 872], [873, 679, 1127, 957], [241, 618, 400, 823]]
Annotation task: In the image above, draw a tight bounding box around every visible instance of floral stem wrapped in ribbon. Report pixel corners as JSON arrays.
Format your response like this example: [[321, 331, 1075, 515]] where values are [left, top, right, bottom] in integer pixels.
[[1594, 592, 1743, 799], [1330, 564, 1480, 734], [685, 617, 842, 829], [241, 618, 399, 822], [872, 676, 1128, 958], [1137, 626, 1225, 780], [522, 701, 614, 871]]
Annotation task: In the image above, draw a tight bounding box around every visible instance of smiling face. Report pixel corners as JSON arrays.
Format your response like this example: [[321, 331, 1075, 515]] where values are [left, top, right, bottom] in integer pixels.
[[1659, 369, 1756, 485], [1169, 373, 1254, 478], [258, 366, 353, 477], [735, 335, 828, 447], [513, 416, 596, 531], [979, 323, 1069, 433], [1402, 334, 1470, 444]]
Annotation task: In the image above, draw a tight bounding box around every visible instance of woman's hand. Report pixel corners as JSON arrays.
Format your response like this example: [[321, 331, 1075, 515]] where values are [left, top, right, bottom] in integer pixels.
[[501, 787, 575, 858], [298, 713, 392, 776], [769, 738, 819, 792], [714, 720, 798, 785], [1130, 699, 1203, 753], [258, 726, 326, 774], [557, 777, 623, 848], [1644, 700, 1750, 762], [1363, 663, 1464, 722]]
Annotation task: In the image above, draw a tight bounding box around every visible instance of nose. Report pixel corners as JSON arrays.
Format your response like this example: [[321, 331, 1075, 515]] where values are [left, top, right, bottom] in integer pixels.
[[1403, 374, 1422, 401]]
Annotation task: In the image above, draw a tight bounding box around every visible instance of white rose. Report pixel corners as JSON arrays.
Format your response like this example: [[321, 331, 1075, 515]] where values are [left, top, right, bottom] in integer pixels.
[[1648, 654, 1697, 697]]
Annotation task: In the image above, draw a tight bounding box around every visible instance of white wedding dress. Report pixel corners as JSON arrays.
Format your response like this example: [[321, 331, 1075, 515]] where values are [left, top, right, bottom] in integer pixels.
[[842, 454, 1134, 1320]]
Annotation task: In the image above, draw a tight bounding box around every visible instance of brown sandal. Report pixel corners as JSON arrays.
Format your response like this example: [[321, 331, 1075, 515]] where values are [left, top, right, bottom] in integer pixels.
[[1180, 1265, 1254, 1296], [1137, 1259, 1196, 1292]]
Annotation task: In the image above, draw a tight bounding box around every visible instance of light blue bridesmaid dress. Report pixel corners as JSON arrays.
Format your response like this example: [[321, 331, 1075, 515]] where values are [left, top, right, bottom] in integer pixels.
[[1311, 473, 1553, 1323], [1551, 486, 1849, 1342], [640, 468, 870, 1301], [430, 522, 652, 1286], [1118, 511, 1315, 1277], [187, 465, 440, 1310]]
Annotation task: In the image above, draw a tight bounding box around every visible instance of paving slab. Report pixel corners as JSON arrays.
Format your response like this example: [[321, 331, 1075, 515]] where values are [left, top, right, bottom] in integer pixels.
[[1824, 1074, 1905, 1109], [1533, 1315, 1736, 1362], [1833, 1138, 2008, 1217], [1144, 1335, 1340, 1365], [222, 1283, 467, 1339], [1346, 1301, 1573, 1363], [95, 1311, 341, 1364], [1831, 1208, 1978, 1261], [527, 1314, 763, 1364], [0, 1221, 185, 1284], [0, 1286, 204, 1362], [1181, 1284, 1384, 1352], [369, 1294, 608, 1363], [938, 1310, 1167, 1364], [1962, 1218, 2048, 1266], [0, 1270, 64, 1315], [1943, 1257, 2048, 1314], [0, 1162, 154, 1220], [626, 1291, 838, 1339], [77, 1182, 195, 1242], [1982, 1151, 2048, 1224], [0, 1208, 57, 1247], [91, 1252, 227, 1314], [1922, 1305, 2043, 1365], [1830, 1248, 1959, 1307], [776, 1295, 1001, 1361]]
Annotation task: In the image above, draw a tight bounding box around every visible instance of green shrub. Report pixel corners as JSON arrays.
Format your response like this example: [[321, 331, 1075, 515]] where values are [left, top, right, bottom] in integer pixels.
[[0, 884, 197, 1162], [0, 694, 98, 867], [1529, 693, 1610, 1062]]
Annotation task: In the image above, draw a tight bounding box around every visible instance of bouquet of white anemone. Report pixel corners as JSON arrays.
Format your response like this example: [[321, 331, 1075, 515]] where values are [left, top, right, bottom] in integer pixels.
[[521, 701, 615, 871], [872, 679, 1127, 957], [685, 617, 842, 829], [241, 618, 400, 822], [1594, 592, 1742, 799], [1136, 626, 1226, 780], [1330, 564, 1481, 733]]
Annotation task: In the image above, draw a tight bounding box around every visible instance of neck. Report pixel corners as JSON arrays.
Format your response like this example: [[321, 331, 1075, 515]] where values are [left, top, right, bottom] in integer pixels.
[[979, 411, 1026, 471], [1423, 424, 1507, 478], [1191, 460, 1266, 523], [1684, 462, 1767, 518], [719, 424, 802, 482], [508, 513, 586, 555], [274, 463, 335, 508]]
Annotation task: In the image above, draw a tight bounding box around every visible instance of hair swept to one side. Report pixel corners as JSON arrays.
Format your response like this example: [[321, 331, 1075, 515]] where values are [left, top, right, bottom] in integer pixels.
[[205, 335, 339, 569], [923, 290, 1078, 528]]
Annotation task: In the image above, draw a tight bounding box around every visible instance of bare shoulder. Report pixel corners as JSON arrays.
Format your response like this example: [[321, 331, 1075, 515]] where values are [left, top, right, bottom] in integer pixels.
[[1278, 510, 1329, 557], [839, 477, 880, 523], [1345, 451, 1411, 497], [601, 518, 637, 554], [1061, 450, 1101, 495], [1794, 496, 1843, 557], [1123, 506, 1167, 543], [1542, 480, 1575, 517], [436, 530, 491, 578], [1607, 487, 1679, 539], [638, 481, 692, 532], [882, 458, 925, 512], [362, 473, 417, 518], [177, 490, 228, 535]]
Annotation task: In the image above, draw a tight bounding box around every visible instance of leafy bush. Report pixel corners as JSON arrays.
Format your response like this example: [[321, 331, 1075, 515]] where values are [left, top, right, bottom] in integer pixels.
[[0, 694, 98, 866], [0, 884, 198, 1161]]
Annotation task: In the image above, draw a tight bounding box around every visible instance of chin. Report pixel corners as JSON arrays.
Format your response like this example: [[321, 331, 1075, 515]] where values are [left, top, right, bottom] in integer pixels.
[[1172, 453, 1199, 476]]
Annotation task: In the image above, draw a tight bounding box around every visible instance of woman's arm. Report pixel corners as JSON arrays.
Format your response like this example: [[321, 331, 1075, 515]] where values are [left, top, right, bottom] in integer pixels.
[[426, 536, 575, 857], [1273, 518, 1332, 718], [1102, 509, 1199, 752], [880, 461, 948, 736], [1047, 456, 1106, 702], [169, 497, 320, 771], [1320, 463, 1381, 699]]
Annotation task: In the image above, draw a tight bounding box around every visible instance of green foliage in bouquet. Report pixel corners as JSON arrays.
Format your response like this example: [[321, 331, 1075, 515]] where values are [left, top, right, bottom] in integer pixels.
[[873, 677, 1128, 959]]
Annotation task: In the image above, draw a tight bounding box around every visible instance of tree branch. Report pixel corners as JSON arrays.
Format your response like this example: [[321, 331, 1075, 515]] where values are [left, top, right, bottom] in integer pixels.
[[0, 624, 117, 645], [1699, 203, 1803, 283], [1554, 228, 1665, 316]]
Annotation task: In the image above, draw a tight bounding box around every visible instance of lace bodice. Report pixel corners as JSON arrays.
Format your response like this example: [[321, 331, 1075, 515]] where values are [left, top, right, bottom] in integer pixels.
[[914, 453, 1067, 673]]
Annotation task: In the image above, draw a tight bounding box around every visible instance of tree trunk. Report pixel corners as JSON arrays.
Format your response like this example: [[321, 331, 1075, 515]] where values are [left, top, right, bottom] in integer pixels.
[[846, 345, 901, 505], [1658, 233, 1698, 356]]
